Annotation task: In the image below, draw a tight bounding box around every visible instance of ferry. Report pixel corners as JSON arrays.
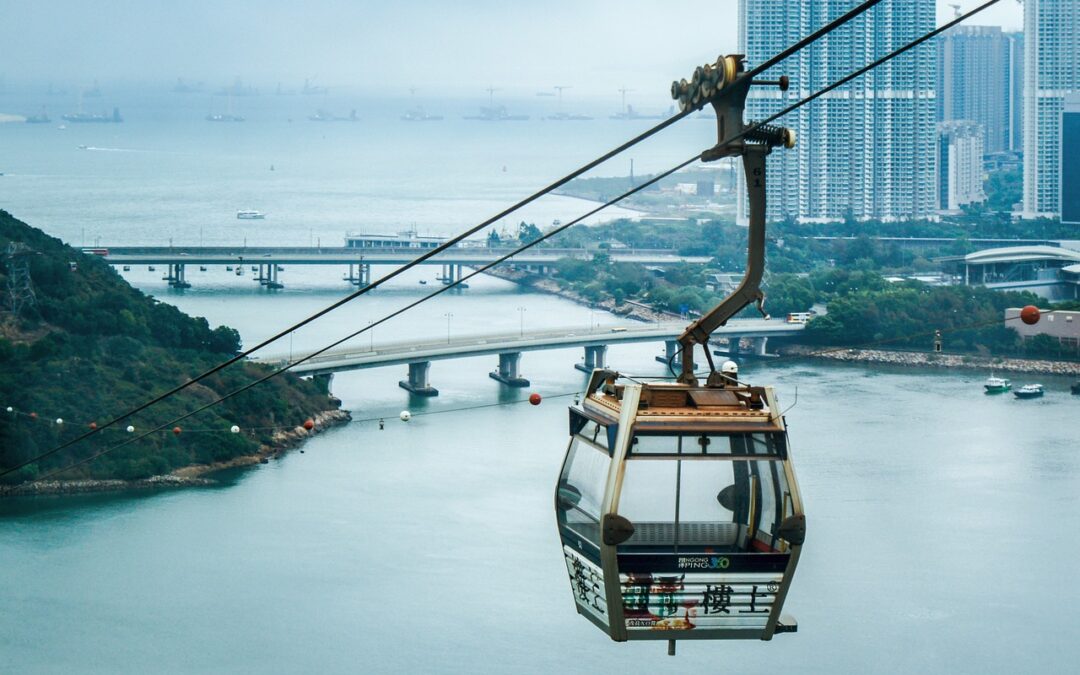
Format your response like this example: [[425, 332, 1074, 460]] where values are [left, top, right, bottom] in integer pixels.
[[983, 375, 1011, 394], [237, 210, 266, 220], [1013, 384, 1044, 399]]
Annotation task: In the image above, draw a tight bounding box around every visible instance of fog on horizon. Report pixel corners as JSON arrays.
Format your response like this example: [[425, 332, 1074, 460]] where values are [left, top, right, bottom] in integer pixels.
[[1, 0, 1023, 98]]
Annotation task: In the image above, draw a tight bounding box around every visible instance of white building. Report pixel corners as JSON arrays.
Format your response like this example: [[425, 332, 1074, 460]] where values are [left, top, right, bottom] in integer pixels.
[[937, 121, 987, 214], [1021, 0, 1080, 219], [737, 0, 937, 224]]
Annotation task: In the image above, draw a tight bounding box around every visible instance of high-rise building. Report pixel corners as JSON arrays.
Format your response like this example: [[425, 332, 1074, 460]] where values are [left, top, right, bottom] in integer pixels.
[[937, 26, 1016, 155], [1022, 0, 1080, 219], [937, 121, 987, 213], [737, 0, 937, 224], [1063, 96, 1080, 225], [1006, 32, 1024, 153]]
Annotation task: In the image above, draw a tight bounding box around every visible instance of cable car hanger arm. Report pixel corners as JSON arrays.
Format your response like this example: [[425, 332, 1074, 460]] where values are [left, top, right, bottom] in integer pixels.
[[669, 56, 794, 385]]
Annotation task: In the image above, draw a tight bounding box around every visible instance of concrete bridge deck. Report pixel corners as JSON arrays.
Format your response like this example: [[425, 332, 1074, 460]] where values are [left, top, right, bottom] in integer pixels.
[[252, 319, 804, 394]]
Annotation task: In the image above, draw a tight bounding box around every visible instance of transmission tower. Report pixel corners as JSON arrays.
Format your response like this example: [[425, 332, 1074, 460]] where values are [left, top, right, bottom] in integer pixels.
[[5, 242, 38, 316]]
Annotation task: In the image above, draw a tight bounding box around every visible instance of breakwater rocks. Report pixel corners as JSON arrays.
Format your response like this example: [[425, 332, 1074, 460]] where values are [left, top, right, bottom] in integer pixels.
[[781, 345, 1080, 376], [4, 408, 352, 498]]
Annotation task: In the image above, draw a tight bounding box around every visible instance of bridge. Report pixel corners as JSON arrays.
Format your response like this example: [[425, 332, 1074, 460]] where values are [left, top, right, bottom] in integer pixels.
[[98, 245, 713, 290], [251, 319, 805, 396]]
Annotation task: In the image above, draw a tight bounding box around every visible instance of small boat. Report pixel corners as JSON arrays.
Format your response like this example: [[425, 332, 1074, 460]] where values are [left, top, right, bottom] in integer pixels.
[[199, 265, 207, 271], [226, 265, 233, 271], [122, 265, 130, 271], [148, 265, 155, 272], [419, 279, 428, 285], [1013, 384, 1044, 399], [983, 375, 1011, 394], [237, 210, 265, 219]]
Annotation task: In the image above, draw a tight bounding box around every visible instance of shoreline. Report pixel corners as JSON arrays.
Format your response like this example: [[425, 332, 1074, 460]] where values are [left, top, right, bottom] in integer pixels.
[[3, 408, 351, 498], [778, 345, 1080, 376]]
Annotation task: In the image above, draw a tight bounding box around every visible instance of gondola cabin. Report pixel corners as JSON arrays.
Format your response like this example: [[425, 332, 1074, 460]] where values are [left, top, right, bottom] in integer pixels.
[[557, 369, 804, 647]]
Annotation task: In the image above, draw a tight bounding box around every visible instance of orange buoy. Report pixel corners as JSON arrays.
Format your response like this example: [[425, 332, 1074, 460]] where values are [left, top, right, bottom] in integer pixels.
[[89, 422, 98, 430], [29, 412, 37, 420], [303, 418, 315, 431], [173, 426, 182, 436], [1020, 305, 1041, 325], [529, 392, 542, 406]]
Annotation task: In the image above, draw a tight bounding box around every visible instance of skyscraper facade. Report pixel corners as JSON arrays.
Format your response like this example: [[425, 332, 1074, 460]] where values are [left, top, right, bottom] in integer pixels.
[[1022, 0, 1080, 219], [737, 0, 936, 224], [937, 26, 1014, 154], [1006, 32, 1024, 153]]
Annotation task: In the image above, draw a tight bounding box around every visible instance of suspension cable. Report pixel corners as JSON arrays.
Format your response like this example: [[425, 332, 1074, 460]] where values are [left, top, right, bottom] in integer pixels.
[[9, 158, 696, 486], [0, 0, 937, 482]]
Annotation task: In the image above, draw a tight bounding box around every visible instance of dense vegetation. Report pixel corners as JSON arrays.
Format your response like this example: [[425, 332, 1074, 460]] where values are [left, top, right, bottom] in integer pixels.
[[0, 210, 337, 484], [528, 215, 1075, 360]]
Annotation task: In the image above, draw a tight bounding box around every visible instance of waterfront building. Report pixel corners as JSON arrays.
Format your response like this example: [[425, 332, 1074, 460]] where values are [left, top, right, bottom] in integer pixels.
[[937, 121, 987, 214], [345, 231, 445, 249], [1063, 95, 1080, 225], [738, 0, 937, 224], [1022, 0, 1080, 219], [1006, 307, 1080, 350]]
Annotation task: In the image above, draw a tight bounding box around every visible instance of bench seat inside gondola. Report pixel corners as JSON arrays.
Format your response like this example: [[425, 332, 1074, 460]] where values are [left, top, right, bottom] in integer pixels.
[[567, 521, 754, 553]]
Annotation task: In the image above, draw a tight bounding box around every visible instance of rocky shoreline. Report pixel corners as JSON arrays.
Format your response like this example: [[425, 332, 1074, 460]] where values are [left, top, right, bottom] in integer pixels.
[[484, 266, 681, 323], [779, 345, 1080, 376], [3, 408, 351, 498]]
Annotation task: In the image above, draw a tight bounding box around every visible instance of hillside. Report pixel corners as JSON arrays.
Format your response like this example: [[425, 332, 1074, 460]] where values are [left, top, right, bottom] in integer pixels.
[[0, 210, 343, 486]]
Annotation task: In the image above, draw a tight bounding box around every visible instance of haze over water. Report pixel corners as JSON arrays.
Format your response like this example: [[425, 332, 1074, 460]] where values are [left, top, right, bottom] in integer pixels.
[[1, 37, 1076, 673]]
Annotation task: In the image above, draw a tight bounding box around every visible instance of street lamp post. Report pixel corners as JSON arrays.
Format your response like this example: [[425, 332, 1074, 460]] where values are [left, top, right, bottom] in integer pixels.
[[517, 306, 526, 337], [444, 312, 453, 344], [368, 320, 375, 351]]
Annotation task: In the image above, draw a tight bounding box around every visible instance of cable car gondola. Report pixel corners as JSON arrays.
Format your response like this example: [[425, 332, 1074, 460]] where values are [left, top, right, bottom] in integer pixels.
[[555, 54, 804, 653]]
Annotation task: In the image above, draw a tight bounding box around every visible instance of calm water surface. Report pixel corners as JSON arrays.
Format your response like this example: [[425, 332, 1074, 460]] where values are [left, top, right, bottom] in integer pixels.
[[1, 89, 1077, 674]]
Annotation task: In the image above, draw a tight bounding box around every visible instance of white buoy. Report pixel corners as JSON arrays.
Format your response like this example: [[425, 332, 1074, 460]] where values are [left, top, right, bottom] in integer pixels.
[[55, 418, 63, 425], [230, 425, 240, 434], [5, 406, 12, 413], [399, 410, 411, 422], [126, 425, 135, 433]]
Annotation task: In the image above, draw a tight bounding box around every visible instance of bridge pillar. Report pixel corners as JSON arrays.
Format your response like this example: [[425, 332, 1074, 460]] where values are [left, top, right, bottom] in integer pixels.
[[656, 339, 694, 370], [751, 336, 769, 357], [575, 345, 608, 373], [345, 262, 370, 287], [169, 263, 191, 289], [399, 361, 438, 397], [489, 352, 530, 387], [266, 263, 284, 289]]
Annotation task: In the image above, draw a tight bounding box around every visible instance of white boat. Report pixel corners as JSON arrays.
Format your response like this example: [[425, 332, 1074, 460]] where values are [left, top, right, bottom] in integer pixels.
[[983, 375, 1011, 393], [1013, 384, 1044, 399], [237, 210, 265, 219]]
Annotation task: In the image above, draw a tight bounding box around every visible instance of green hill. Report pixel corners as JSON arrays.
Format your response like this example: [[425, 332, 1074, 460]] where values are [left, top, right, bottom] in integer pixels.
[[0, 210, 342, 485]]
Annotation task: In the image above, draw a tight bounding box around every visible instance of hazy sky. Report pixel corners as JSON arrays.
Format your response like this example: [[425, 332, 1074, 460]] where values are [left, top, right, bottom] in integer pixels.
[[1, 0, 1023, 95]]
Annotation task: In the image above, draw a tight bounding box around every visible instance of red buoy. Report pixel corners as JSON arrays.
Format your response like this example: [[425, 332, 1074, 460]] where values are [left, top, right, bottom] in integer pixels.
[[1020, 305, 1041, 325], [303, 418, 315, 431], [173, 426, 182, 436], [529, 393, 542, 406], [29, 412, 37, 420], [89, 422, 98, 430]]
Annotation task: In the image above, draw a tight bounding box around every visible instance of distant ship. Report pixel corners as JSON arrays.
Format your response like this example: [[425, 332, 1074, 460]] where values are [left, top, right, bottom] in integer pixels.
[[206, 113, 245, 122], [25, 108, 50, 124], [309, 109, 357, 122], [302, 78, 328, 96], [545, 112, 593, 121], [62, 107, 123, 123], [401, 107, 443, 121], [237, 210, 266, 220], [172, 78, 204, 94], [609, 105, 673, 121], [464, 105, 529, 121]]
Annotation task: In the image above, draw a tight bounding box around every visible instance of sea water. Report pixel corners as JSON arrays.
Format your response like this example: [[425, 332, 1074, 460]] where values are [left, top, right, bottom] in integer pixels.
[[1, 88, 1078, 674]]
